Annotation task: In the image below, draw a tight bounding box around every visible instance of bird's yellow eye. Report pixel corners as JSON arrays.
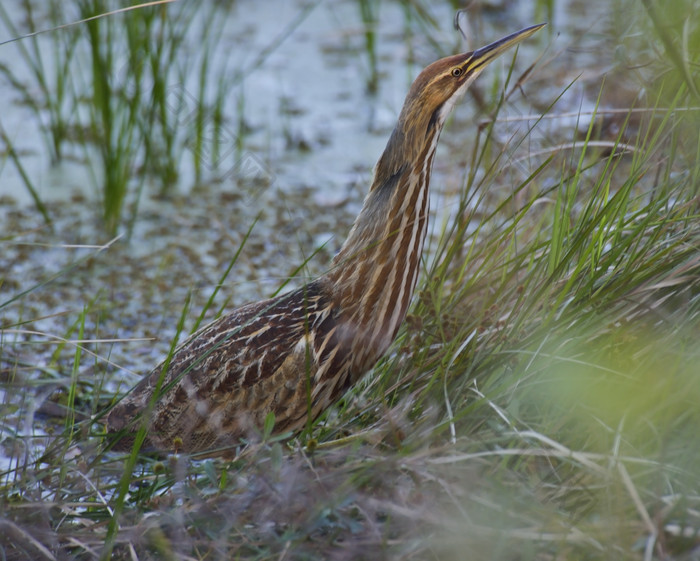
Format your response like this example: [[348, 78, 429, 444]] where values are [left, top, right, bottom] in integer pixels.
[[451, 67, 462, 77]]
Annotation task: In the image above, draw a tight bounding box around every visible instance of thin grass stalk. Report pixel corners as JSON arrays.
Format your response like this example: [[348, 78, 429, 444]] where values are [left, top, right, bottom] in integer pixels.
[[191, 216, 258, 333], [358, 0, 380, 95], [101, 292, 191, 560], [0, 123, 51, 225]]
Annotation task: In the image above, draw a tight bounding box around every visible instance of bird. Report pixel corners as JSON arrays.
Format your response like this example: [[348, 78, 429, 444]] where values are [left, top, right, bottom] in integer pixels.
[[105, 24, 545, 457]]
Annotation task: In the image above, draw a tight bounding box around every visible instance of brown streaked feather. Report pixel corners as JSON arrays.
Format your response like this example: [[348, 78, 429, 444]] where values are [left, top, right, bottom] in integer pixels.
[[109, 280, 326, 451]]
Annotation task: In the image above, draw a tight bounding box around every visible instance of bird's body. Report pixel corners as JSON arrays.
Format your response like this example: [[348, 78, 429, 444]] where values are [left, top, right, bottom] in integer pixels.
[[106, 24, 544, 456]]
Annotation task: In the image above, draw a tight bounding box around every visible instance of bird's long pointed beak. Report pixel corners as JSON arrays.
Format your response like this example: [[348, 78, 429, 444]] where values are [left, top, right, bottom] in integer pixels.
[[469, 23, 546, 69]]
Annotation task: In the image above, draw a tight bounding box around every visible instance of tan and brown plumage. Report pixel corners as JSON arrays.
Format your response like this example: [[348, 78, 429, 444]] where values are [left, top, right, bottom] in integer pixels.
[[106, 24, 544, 456]]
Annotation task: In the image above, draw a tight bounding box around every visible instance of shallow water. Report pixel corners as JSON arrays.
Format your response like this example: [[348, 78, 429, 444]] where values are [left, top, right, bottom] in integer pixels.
[[0, 1, 600, 205]]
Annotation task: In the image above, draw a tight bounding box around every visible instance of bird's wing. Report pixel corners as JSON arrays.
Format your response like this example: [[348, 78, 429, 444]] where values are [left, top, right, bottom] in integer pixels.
[[106, 280, 340, 453]]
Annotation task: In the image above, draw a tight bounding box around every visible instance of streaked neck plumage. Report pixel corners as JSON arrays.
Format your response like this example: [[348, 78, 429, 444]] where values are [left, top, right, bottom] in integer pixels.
[[323, 55, 480, 368]]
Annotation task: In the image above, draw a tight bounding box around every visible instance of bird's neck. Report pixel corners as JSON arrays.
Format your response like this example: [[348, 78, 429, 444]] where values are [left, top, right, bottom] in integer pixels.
[[323, 122, 442, 365]]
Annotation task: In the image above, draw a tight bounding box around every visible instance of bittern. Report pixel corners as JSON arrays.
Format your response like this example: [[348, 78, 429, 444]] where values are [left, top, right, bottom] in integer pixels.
[[106, 24, 544, 456]]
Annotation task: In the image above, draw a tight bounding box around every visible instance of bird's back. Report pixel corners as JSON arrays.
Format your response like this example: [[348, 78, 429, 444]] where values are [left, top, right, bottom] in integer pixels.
[[106, 279, 354, 455]]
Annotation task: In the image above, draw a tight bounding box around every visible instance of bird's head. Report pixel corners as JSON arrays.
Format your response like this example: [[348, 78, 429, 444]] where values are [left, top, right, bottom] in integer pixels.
[[374, 23, 545, 188]]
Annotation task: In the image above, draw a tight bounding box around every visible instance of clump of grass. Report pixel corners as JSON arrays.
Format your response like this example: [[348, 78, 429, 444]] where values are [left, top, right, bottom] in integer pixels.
[[349, 59, 700, 558], [0, 1, 238, 235], [183, 5, 234, 189], [78, 0, 231, 234], [79, 0, 142, 236]]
